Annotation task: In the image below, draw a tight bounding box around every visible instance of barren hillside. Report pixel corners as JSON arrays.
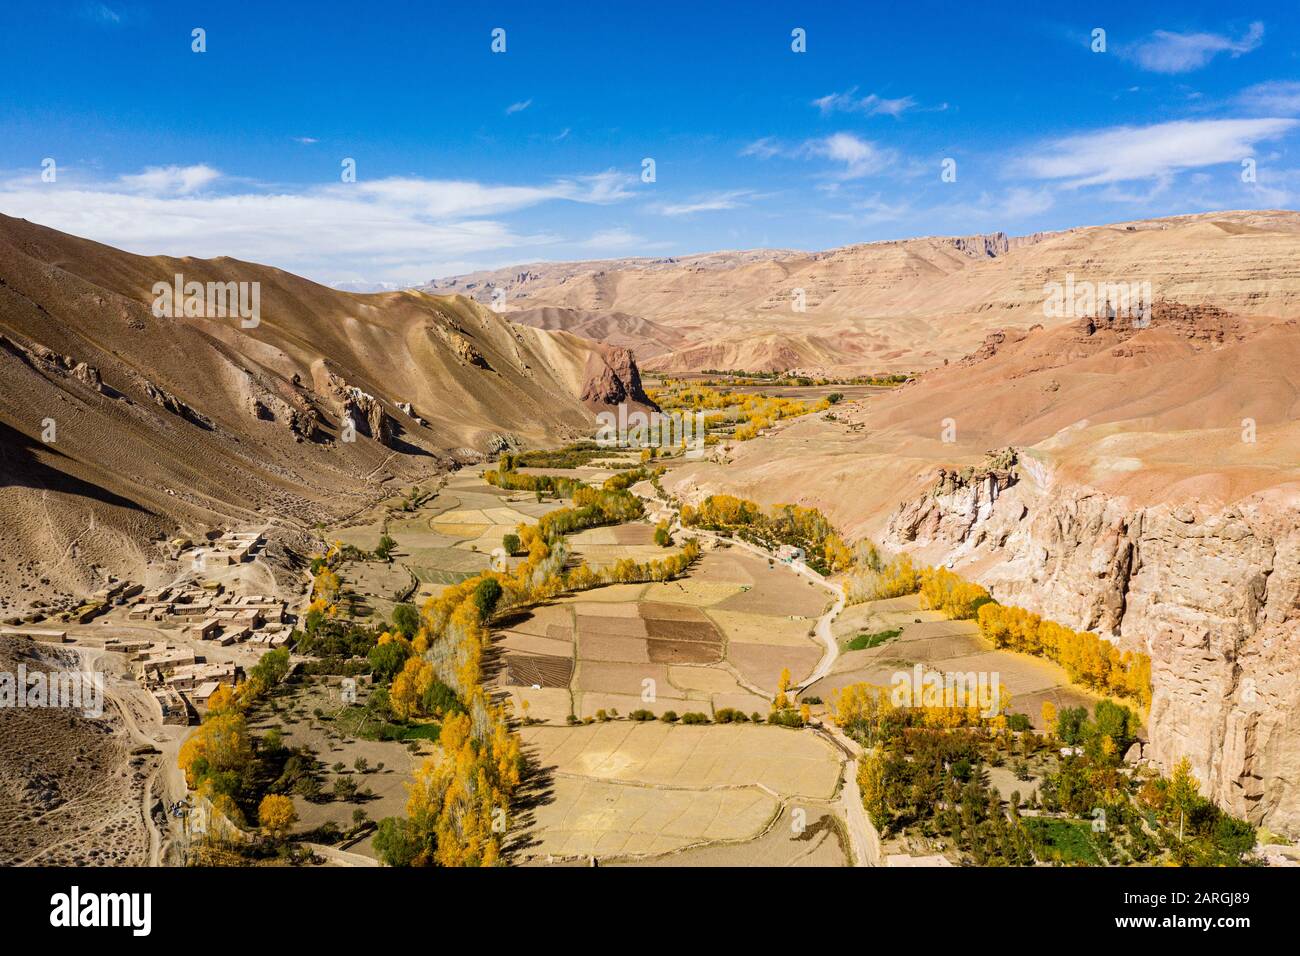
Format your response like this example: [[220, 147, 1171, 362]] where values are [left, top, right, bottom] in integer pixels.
[[0, 215, 630, 613]]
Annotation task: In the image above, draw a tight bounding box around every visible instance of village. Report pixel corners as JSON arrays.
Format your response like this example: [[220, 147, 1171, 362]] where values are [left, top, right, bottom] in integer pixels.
[[1, 530, 295, 725]]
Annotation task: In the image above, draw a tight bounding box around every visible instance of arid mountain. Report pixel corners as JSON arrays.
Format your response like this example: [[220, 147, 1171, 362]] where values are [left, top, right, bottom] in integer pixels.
[[421, 248, 802, 302], [664, 297, 1300, 832], [435, 211, 1300, 374], [0, 214, 628, 614], [509, 306, 686, 360]]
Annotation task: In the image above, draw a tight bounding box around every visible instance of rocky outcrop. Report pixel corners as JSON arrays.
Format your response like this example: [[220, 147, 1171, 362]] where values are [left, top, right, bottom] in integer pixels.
[[0, 333, 106, 395], [883, 454, 1300, 836], [579, 345, 659, 412], [342, 387, 394, 446], [138, 377, 212, 429]]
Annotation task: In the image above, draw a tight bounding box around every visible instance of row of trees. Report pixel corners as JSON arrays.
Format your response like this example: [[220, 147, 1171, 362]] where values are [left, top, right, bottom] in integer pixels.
[[839, 547, 1153, 709], [977, 603, 1152, 708], [844, 547, 920, 604], [918, 566, 993, 620], [680, 494, 852, 574], [829, 680, 1014, 747]]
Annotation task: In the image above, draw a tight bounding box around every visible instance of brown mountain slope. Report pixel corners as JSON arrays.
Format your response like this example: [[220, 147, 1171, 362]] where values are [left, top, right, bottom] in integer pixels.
[[0, 214, 618, 612], [437, 211, 1300, 374], [509, 306, 686, 359]]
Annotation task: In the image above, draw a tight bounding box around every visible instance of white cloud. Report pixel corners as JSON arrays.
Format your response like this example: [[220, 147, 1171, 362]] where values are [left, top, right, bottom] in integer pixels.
[[1238, 80, 1300, 115], [1128, 22, 1264, 74], [117, 164, 220, 195], [740, 137, 782, 160], [812, 88, 916, 118], [804, 133, 895, 179], [292, 136, 319, 145], [744, 133, 896, 180], [649, 189, 753, 216], [1018, 118, 1296, 186], [506, 98, 533, 115], [0, 166, 636, 283]]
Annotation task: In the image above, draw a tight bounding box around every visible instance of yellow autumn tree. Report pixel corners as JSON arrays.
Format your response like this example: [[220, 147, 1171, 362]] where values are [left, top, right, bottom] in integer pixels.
[[257, 794, 298, 839]]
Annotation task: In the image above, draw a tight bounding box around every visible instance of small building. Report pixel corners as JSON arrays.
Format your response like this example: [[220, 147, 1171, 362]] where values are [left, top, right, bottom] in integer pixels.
[[188, 681, 222, 709], [193, 618, 221, 640], [0, 627, 68, 644]]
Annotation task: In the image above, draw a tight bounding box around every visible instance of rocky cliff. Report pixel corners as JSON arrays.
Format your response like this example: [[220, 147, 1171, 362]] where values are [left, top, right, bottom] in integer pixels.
[[885, 454, 1300, 835]]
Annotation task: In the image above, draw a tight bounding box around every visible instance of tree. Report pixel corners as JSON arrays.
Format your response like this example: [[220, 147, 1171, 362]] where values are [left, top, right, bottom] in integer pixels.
[[374, 816, 421, 867], [502, 533, 521, 556], [859, 750, 887, 826], [1169, 757, 1200, 819], [250, 647, 291, 689], [1040, 700, 1057, 736], [1056, 706, 1089, 746], [368, 637, 411, 682], [258, 794, 298, 839], [375, 534, 397, 560], [473, 577, 503, 622], [391, 603, 420, 639]]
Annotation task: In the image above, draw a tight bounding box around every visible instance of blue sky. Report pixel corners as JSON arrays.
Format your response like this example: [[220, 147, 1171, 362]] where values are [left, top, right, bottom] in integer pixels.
[[2, 1, 1299, 286]]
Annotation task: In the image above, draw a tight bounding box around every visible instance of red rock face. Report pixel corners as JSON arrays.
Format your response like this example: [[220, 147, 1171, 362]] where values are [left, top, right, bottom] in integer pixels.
[[579, 345, 659, 413]]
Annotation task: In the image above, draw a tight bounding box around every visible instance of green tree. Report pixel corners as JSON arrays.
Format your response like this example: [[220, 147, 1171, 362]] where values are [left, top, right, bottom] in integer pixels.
[[391, 603, 420, 639], [1055, 706, 1089, 746], [473, 577, 503, 622], [369, 640, 411, 682], [373, 817, 421, 866], [250, 647, 291, 688]]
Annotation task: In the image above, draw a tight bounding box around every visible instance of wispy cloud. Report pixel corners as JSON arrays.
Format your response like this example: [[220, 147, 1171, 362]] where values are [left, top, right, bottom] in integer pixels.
[[648, 189, 754, 216], [812, 87, 917, 118], [740, 137, 783, 160], [292, 136, 319, 145], [505, 98, 533, 115], [1126, 22, 1264, 74], [743, 132, 897, 180], [1017, 118, 1295, 186], [0, 166, 637, 283], [577, 227, 647, 250], [82, 2, 121, 25], [804, 133, 896, 179], [1238, 80, 1300, 115]]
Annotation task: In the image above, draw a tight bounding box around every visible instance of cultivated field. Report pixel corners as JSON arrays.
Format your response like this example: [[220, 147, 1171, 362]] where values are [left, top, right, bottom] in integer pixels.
[[512, 722, 845, 863], [493, 544, 828, 721]]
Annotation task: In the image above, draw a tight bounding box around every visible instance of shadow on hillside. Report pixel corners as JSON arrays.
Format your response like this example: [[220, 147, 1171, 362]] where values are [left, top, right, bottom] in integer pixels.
[[0, 419, 152, 514]]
